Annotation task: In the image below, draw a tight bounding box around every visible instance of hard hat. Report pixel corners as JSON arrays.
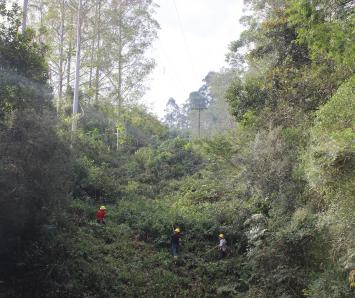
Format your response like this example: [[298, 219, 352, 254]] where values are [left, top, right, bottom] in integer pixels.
[[219, 233, 224, 238], [350, 270, 355, 288], [100, 206, 106, 210], [175, 228, 181, 233]]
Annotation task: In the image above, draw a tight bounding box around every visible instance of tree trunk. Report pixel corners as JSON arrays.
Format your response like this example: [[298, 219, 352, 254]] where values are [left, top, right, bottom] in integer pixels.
[[22, 0, 29, 33], [38, 0, 44, 43], [94, 0, 102, 104], [72, 0, 82, 132], [87, 38, 94, 105], [89, 38, 95, 92], [67, 41, 72, 92], [66, 14, 75, 93], [116, 5, 123, 150], [57, 0, 65, 113]]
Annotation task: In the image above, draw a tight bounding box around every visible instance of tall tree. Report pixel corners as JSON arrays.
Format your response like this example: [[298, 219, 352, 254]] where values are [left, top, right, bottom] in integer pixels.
[[102, 0, 159, 148], [24, 0, 159, 137], [93, 0, 102, 104], [164, 98, 180, 128], [22, 0, 29, 33], [57, 0, 65, 112], [71, 0, 82, 132]]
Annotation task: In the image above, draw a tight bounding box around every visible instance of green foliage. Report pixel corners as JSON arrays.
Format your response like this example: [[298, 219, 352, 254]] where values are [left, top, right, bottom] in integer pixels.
[[306, 76, 355, 201], [1, 0, 354, 297], [223, 1, 354, 297], [124, 106, 168, 150], [0, 111, 72, 287], [0, 5, 72, 295], [41, 196, 249, 297], [303, 76, 355, 286], [226, 76, 268, 121], [304, 270, 353, 298], [69, 104, 170, 201], [128, 137, 203, 195], [0, 2, 50, 122], [288, 0, 355, 70]]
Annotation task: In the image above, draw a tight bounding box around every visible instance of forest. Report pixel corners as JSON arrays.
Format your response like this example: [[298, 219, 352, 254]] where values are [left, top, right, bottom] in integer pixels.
[[0, 0, 354, 297]]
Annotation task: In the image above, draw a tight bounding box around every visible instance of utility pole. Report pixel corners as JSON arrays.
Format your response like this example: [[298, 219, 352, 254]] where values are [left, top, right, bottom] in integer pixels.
[[192, 106, 206, 138]]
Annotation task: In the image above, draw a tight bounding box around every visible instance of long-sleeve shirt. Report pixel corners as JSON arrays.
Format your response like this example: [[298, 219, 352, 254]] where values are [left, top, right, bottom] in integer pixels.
[[171, 233, 181, 246], [219, 238, 227, 251], [96, 210, 106, 221]]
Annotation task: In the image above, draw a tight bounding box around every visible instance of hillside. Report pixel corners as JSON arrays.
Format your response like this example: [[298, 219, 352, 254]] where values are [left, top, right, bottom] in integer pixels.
[[0, 1, 354, 297]]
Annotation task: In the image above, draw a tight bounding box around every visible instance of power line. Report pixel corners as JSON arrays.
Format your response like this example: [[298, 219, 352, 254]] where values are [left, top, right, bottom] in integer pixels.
[[157, 39, 186, 93], [171, 0, 197, 78]]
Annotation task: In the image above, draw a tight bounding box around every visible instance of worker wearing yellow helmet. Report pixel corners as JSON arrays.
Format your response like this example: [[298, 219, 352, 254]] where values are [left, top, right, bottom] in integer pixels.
[[170, 227, 182, 258], [96, 206, 106, 224], [218, 233, 227, 258]]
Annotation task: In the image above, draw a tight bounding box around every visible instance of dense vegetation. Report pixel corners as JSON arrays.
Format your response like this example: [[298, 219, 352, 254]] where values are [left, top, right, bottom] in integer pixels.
[[0, 0, 354, 297]]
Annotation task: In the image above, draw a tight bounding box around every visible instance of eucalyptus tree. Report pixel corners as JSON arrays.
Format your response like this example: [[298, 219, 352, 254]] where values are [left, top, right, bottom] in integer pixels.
[[17, 0, 159, 137], [102, 0, 159, 148], [33, 0, 72, 112], [71, 0, 82, 132], [23, 0, 72, 108], [22, 0, 28, 32], [58, 0, 66, 110], [93, 0, 103, 103], [104, 0, 158, 106], [200, 70, 236, 135]]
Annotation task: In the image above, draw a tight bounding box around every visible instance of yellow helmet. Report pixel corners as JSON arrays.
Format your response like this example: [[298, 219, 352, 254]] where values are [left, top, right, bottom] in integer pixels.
[[350, 270, 355, 288], [100, 206, 106, 210], [175, 228, 181, 233], [219, 233, 224, 238]]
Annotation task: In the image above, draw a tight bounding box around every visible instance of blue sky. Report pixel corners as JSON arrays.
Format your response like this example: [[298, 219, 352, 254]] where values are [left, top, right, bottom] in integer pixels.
[[143, 0, 245, 117]]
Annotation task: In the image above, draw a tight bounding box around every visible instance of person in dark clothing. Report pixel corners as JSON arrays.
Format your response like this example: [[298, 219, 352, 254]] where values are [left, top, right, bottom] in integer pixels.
[[170, 228, 182, 258]]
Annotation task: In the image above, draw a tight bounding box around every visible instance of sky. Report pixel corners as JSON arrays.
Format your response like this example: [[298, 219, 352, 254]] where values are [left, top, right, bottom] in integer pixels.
[[143, 0, 245, 117]]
